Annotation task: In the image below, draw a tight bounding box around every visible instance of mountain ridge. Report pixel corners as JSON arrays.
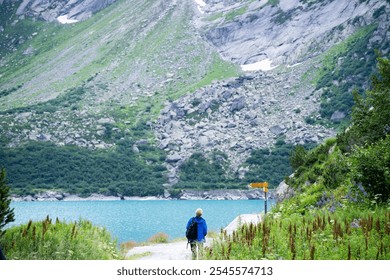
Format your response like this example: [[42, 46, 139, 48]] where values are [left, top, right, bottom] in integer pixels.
[[0, 0, 389, 195]]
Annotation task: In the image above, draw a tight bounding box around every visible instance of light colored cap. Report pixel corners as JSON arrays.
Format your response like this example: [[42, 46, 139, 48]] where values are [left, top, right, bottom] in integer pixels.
[[195, 208, 203, 216]]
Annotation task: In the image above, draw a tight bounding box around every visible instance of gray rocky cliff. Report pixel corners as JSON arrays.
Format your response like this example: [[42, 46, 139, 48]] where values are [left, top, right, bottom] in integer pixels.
[[3, 0, 117, 22], [199, 0, 388, 65]]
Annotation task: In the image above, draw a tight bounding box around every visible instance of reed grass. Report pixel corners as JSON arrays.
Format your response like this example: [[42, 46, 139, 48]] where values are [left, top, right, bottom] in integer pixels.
[[1, 216, 121, 260], [204, 207, 389, 260]]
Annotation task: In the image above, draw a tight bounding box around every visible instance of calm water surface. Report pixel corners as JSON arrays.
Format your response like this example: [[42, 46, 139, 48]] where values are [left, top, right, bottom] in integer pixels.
[[10, 199, 274, 243]]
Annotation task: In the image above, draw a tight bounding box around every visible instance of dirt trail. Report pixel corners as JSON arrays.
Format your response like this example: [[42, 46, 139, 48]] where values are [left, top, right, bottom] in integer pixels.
[[126, 213, 262, 260]]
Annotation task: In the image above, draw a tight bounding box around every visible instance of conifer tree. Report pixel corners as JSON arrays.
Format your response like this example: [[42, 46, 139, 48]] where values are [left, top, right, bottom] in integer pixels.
[[0, 168, 15, 236], [290, 145, 307, 170]]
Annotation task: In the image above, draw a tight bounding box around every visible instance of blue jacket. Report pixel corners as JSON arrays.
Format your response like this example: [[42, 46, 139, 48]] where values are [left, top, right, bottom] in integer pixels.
[[186, 216, 207, 242]]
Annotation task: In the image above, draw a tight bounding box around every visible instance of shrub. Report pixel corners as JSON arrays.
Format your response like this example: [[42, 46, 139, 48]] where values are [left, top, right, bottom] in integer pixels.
[[0, 168, 15, 235], [120, 240, 138, 253], [147, 232, 169, 244], [290, 145, 307, 170], [349, 135, 390, 202]]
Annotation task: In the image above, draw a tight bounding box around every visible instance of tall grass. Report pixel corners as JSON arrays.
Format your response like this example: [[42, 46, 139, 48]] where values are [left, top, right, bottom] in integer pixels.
[[1, 216, 121, 260], [204, 207, 389, 260]]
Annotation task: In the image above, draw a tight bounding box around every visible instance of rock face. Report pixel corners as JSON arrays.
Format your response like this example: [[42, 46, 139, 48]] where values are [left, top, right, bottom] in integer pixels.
[[275, 180, 294, 202], [200, 0, 387, 65], [12, 0, 117, 22], [154, 61, 336, 182], [330, 110, 346, 122]]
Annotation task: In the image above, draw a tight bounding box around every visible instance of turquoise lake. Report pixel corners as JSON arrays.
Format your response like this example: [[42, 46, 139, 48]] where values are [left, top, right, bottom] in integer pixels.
[[9, 200, 274, 244]]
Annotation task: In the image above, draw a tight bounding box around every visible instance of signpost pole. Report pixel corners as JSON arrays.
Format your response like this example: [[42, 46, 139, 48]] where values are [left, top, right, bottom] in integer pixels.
[[249, 182, 269, 215]]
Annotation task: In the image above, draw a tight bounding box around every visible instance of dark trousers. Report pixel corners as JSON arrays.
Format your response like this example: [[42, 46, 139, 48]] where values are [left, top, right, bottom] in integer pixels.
[[190, 241, 204, 260]]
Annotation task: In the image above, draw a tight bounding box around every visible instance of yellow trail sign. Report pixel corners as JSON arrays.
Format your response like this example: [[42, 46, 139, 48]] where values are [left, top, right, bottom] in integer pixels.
[[250, 182, 268, 188]]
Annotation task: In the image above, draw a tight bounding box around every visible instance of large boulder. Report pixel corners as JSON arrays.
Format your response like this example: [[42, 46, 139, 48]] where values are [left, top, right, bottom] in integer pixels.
[[230, 97, 246, 112], [275, 180, 294, 202]]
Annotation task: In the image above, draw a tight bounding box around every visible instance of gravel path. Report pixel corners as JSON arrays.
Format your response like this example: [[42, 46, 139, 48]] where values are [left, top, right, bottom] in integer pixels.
[[126, 213, 262, 260]]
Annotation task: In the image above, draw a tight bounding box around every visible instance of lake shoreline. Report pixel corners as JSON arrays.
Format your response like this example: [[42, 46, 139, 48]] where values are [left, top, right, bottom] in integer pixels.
[[11, 189, 274, 202]]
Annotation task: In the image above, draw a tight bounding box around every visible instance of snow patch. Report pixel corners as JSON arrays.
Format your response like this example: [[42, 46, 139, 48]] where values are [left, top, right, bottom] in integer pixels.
[[194, 0, 206, 14], [287, 62, 302, 68], [241, 59, 278, 72], [57, 15, 78, 24]]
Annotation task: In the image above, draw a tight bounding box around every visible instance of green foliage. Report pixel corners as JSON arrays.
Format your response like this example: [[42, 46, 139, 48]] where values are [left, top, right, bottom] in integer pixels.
[[335, 56, 390, 202], [373, 6, 386, 19], [0, 85, 23, 98], [1, 217, 120, 260], [344, 56, 390, 147], [0, 168, 15, 235], [267, 0, 280, 7], [245, 141, 315, 188], [0, 140, 167, 197], [285, 59, 390, 210], [314, 24, 388, 123], [225, 6, 248, 21], [290, 145, 307, 170], [245, 147, 291, 187], [4, 86, 87, 115], [175, 152, 242, 190], [322, 148, 346, 189], [272, 9, 293, 25], [205, 207, 390, 260], [349, 136, 390, 203]]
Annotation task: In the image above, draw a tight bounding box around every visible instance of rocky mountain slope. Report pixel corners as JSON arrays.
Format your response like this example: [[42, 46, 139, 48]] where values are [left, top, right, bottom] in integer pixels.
[[9, 0, 117, 22], [201, 0, 388, 66], [0, 0, 389, 193]]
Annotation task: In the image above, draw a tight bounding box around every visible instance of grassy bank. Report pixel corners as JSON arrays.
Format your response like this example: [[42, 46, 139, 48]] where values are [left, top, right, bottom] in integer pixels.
[[205, 207, 389, 260], [1, 216, 121, 260]]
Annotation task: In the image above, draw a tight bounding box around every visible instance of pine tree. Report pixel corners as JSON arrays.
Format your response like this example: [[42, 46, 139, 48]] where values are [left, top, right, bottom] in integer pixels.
[[290, 145, 307, 170], [0, 168, 15, 236]]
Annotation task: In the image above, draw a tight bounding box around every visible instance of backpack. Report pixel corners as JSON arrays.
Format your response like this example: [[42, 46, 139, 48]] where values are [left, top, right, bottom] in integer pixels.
[[186, 217, 198, 241]]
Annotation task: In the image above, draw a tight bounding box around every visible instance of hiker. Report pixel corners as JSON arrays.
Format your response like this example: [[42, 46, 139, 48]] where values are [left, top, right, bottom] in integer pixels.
[[0, 246, 6, 260], [186, 208, 207, 260]]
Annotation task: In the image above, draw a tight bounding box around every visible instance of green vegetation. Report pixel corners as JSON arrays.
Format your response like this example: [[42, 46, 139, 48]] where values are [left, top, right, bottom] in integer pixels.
[[244, 140, 315, 188], [175, 152, 242, 190], [1, 170, 120, 260], [289, 145, 307, 170], [206, 208, 389, 260], [204, 56, 390, 260], [312, 24, 389, 123], [267, 0, 280, 7], [0, 168, 15, 235], [1, 216, 121, 260], [170, 54, 240, 103], [0, 140, 167, 197], [4, 85, 88, 115], [244, 140, 293, 188], [225, 6, 248, 21], [272, 9, 293, 25], [175, 141, 316, 191]]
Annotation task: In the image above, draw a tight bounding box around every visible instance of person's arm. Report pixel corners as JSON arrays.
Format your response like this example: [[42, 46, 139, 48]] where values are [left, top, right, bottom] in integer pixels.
[[203, 221, 207, 236]]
